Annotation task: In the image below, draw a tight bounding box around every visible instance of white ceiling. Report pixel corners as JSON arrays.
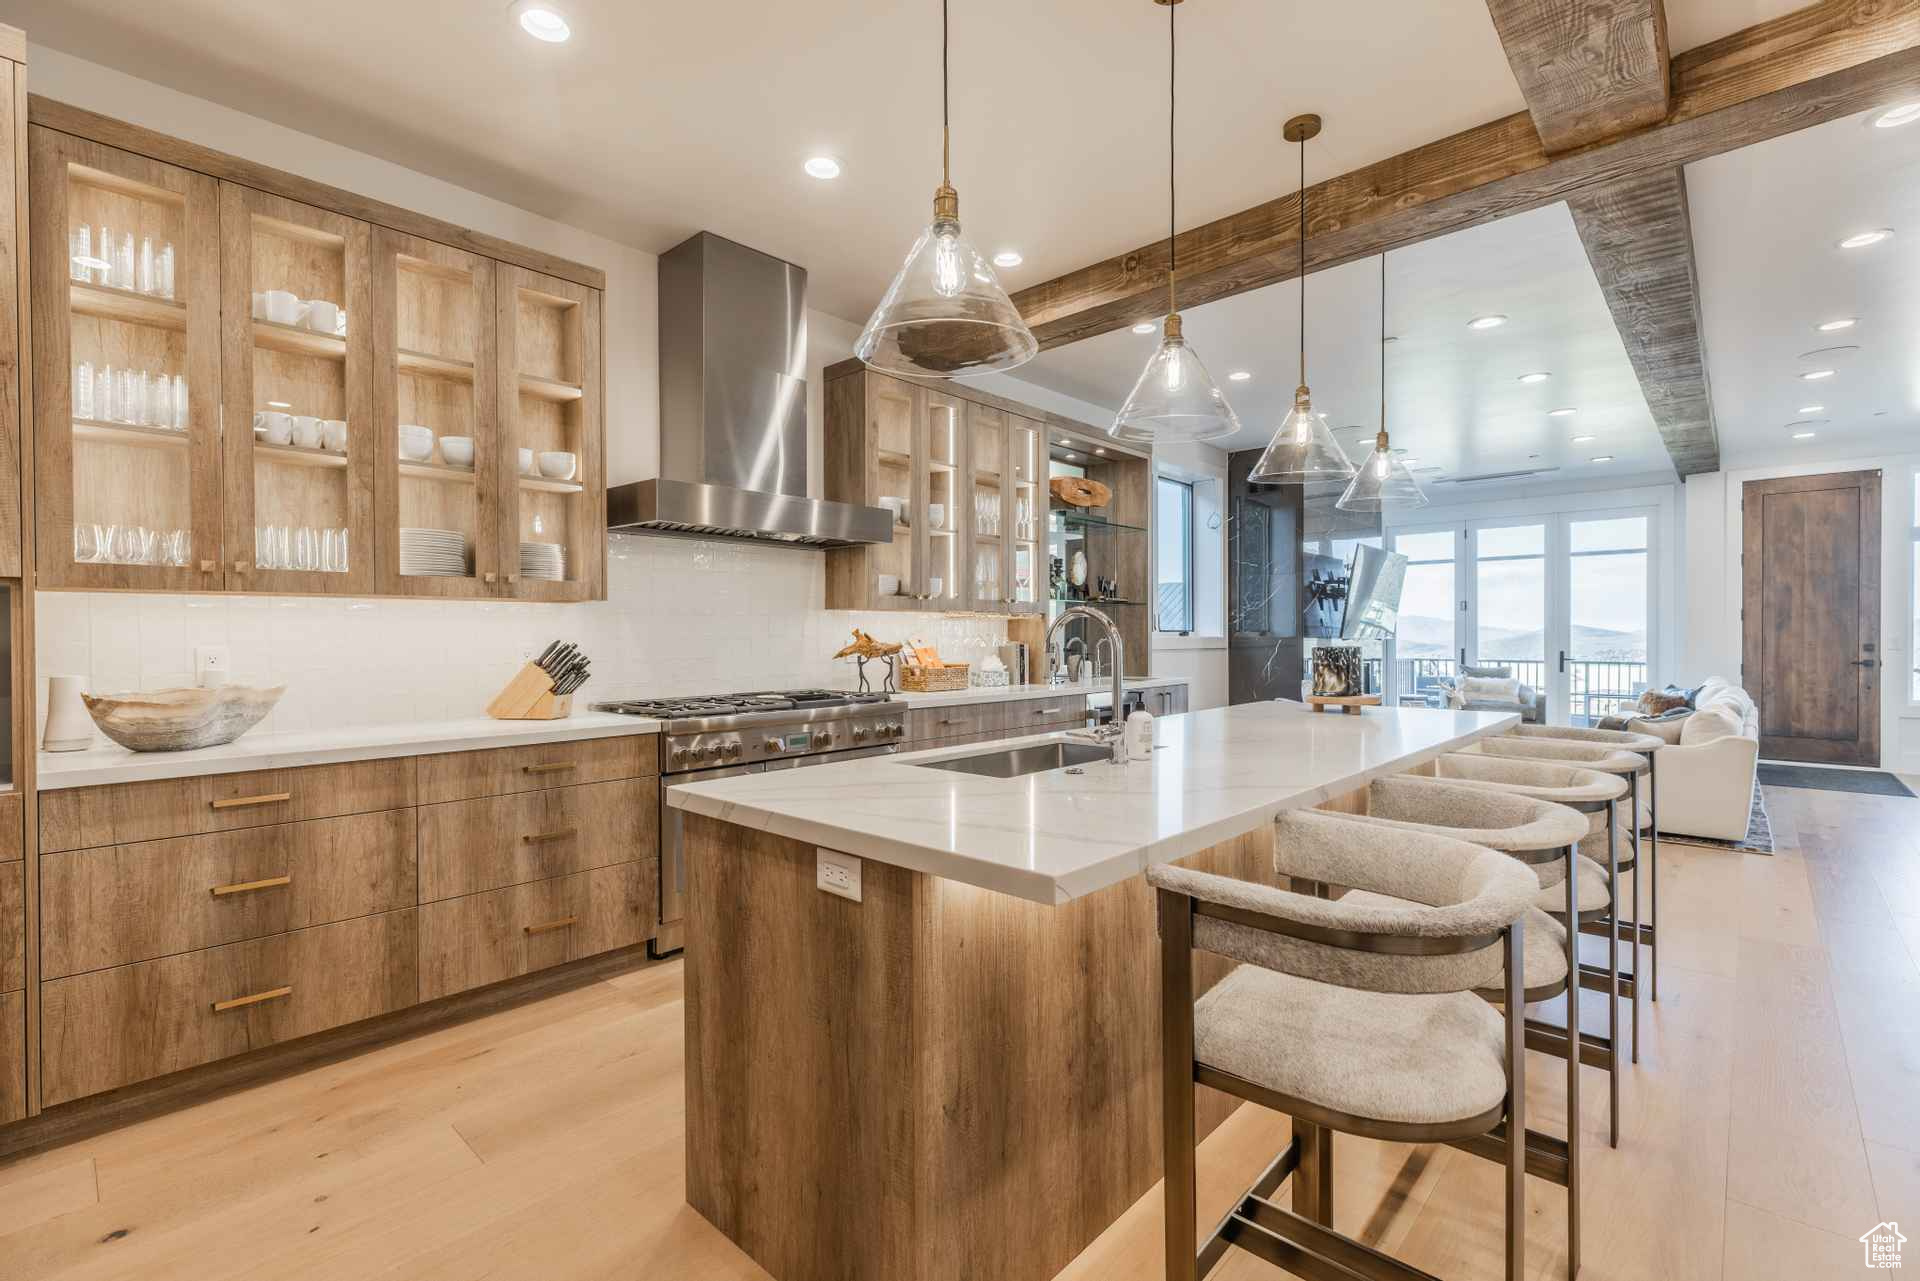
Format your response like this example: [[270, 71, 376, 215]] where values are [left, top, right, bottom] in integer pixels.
[[1006, 202, 1674, 480], [1687, 103, 1920, 464], [9, 0, 1787, 324]]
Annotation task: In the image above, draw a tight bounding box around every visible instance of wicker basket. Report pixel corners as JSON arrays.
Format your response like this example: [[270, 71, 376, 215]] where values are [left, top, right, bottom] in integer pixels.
[[900, 664, 969, 693]]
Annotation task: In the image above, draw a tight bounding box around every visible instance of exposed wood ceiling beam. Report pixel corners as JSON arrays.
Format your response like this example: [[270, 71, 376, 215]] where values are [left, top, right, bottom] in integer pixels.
[[1011, 1, 1920, 354], [1484, 0, 1671, 153], [1566, 168, 1717, 475]]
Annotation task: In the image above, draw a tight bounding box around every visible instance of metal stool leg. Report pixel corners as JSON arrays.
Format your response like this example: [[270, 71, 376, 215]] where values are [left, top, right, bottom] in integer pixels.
[[1629, 773, 1641, 1065], [1504, 922, 1527, 1281], [1564, 843, 1582, 1278], [1158, 891, 1199, 1281], [1606, 798, 1620, 1149], [1649, 752, 1660, 1003]]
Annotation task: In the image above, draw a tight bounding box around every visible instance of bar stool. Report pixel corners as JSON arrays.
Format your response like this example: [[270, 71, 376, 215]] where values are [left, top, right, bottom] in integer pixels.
[[1149, 810, 1540, 1281], [1431, 751, 1632, 1147], [1504, 723, 1665, 1005], [1463, 738, 1650, 1062], [1322, 776, 1591, 1275]]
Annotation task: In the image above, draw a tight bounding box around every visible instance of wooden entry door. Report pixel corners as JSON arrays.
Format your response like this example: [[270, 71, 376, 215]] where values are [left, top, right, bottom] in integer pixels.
[[1742, 470, 1881, 765]]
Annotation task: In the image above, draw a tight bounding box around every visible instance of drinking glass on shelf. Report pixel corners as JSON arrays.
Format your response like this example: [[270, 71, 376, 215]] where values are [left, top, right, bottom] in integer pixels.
[[96, 225, 114, 286], [115, 231, 136, 292], [164, 529, 190, 568], [69, 225, 93, 283], [172, 374, 188, 430], [138, 236, 155, 295], [73, 362, 94, 422], [73, 525, 99, 563], [115, 369, 136, 424]]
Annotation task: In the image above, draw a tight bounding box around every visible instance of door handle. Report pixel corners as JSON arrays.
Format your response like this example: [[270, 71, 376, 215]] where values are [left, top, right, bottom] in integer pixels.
[[1558, 651, 1567, 674], [1853, 659, 1877, 668]]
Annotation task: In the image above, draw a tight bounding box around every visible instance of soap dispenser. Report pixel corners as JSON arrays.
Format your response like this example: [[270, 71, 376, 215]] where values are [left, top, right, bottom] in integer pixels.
[[1124, 707, 1154, 761]]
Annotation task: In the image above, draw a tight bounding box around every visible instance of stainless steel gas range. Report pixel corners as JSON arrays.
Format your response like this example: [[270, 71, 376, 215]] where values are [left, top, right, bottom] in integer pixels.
[[593, 689, 907, 955]]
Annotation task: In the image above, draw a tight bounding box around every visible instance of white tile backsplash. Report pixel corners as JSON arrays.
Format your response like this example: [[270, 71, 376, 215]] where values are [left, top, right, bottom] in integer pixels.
[[35, 534, 1008, 738]]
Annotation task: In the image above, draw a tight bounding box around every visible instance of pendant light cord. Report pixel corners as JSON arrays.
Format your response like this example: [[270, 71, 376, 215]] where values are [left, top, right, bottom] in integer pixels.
[[1380, 252, 1387, 437], [1297, 136, 1306, 386], [1168, 0, 1177, 317], [942, 0, 950, 188]]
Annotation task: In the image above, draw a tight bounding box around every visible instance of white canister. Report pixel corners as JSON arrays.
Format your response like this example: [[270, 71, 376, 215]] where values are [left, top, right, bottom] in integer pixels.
[[1124, 708, 1154, 761], [44, 675, 94, 752]]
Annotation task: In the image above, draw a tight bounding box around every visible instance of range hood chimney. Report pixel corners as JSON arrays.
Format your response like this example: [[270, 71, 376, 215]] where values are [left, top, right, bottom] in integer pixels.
[[607, 232, 893, 547]]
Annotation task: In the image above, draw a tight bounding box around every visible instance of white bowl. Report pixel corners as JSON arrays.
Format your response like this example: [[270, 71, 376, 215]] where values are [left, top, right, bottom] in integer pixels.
[[518, 447, 535, 476], [878, 496, 907, 526], [877, 573, 901, 597], [538, 450, 578, 481], [927, 503, 945, 531], [398, 424, 434, 462], [440, 436, 475, 468]]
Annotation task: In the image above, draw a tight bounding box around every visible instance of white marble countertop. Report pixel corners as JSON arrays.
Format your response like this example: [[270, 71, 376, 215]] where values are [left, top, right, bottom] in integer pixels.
[[37, 711, 661, 790], [668, 702, 1516, 905]]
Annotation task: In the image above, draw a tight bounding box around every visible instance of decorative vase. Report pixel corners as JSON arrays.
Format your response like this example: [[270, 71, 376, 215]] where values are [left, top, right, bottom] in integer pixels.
[[43, 675, 94, 752]]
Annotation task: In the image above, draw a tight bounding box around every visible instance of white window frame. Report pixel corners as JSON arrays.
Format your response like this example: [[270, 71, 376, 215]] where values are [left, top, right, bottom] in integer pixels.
[[1155, 474, 1197, 635]]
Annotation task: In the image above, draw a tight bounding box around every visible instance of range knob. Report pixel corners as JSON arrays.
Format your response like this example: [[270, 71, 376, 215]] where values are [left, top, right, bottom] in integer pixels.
[[816, 731, 833, 747], [887, 723, 903, 737], [852, 725, 868, 741], [671, 748, 689, 766], [703, 743, 724, 760], [723, 741, 741, 758], [765, 737, 783, 752]]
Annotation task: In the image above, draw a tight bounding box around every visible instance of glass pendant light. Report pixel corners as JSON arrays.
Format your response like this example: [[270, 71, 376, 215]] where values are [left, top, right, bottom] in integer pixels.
[[1249, 115, 1356, 483], [1338, 252, 1428, 512], [855, 0, 1038, 378], [1111, 0, 1240, 445]]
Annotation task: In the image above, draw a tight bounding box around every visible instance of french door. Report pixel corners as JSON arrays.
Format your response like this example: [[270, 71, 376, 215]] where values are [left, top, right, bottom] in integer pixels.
[[1389, 509, 1654, 724]]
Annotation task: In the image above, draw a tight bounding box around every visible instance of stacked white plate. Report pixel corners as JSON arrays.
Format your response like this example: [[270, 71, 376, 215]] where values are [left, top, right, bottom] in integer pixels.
[[519, 541, 565, 582], [400, 527, 469, 577]]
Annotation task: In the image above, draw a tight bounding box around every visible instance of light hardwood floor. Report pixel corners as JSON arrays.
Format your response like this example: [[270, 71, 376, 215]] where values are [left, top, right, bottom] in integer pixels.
[[0, 783, 1916, 1280]]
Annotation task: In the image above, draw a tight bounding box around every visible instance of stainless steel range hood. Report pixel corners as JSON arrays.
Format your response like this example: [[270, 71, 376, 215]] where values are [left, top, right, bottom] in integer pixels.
[[607, 232, 893, 548]]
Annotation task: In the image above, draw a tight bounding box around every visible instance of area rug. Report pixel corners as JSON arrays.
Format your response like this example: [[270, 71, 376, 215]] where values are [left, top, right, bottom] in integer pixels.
[[1756, 763, 1916, 798], [1650, 780, 1773, 854]]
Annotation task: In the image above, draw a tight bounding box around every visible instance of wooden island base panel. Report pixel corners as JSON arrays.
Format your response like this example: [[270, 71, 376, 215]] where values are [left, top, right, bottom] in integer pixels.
[[683, 810, 1303, 1281]]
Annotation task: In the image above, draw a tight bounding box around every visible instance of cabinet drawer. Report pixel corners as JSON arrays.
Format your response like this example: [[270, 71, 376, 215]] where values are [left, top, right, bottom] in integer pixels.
[[40, 759, 418, 853], [0, 860, 21, 992], [418, 863, 650, 1001], [41, 910, 419, 1105], [1009, 694, 1087, 731], [418, 778, 654, 901], [41, 810, 417, 978], [415, 735, 656, 803], [907, 702, 1008, 743], [0, 990, 22, 1124]]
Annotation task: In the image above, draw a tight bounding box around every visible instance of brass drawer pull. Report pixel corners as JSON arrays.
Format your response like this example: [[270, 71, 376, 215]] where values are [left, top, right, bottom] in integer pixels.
[[523, 762, 576, 775], [211, 985, 292, 1013], [522, 828, 578, 845], [210, 792, 292, 811], [524, 916, 578, 936], [1033, 706, 1062, 715], [210, 874, 292, 897]]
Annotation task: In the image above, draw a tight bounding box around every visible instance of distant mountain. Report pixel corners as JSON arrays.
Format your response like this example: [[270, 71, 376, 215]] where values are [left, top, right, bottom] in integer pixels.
[[1392, 614, 1645, 661]]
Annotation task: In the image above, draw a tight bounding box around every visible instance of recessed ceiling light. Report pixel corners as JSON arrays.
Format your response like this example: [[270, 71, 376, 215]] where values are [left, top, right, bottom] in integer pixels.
[[1571, 434, 1596, 444], [1793, 431, 1818, 440], [1467, 315, 1507, 330], [1817, 317, 1857, 332], [509, 0, 570, 42], [1799, 404, 1825, 414], [1590, 455, 1614, 463], [992, 250, 1023, 268], [1839, 229, 1893, 249], [803, 156, 842, 180], [1873, 102, 1920, 128], [1063, 452, 1079, 461], [1802, 369, 1837, 380], [1548, 407, 1577, 417], [266, 400, 292, 409], [1228, 370, 1252, 382], [1131, 322, 1156, 335], [1518, 371, 1551, 384]]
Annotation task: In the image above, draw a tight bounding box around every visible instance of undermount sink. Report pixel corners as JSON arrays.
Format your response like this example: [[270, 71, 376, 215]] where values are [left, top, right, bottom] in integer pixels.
[[916, 739, 1113, 779]]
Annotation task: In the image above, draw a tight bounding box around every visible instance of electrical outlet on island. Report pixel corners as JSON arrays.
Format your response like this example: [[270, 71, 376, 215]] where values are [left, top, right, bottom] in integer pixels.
[[816, 850, 862, 903]]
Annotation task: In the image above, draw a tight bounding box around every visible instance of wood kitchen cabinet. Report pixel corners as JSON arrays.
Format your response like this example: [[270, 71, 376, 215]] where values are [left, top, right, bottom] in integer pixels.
[[30, 126, 225, 591], [28, 110, 608, 601], [961, 401, 1047, 615]]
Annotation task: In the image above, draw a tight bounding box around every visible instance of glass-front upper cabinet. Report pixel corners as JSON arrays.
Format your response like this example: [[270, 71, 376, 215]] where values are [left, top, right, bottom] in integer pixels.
[[1008, 413, 1045, 616], [965, 401, 1008, 610], [32, 128, 223, 590], [218, 185, 374, 594], [495, 264, 601, 601], [371, 228, 498, 597], [923, 390, 962, 610]]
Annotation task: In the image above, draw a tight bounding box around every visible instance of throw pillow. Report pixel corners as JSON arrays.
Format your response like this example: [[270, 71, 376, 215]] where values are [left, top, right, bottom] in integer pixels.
[[1460, 676, 1522, 705], [1679, 705, 1740, 746], [1636, 689, 1689, 715]]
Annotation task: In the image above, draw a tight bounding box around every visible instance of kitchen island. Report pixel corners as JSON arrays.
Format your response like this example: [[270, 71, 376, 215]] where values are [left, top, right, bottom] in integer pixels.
[[668, 701, 1516, 1281]]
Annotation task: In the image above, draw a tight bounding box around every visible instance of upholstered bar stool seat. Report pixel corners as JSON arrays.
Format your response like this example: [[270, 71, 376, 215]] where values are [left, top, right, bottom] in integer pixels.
[[1505, 723, 1664, 754], [1193, 964, 1510, 1127], [1537, 854, 1610, 915], [1461, 738, 1650, 841]]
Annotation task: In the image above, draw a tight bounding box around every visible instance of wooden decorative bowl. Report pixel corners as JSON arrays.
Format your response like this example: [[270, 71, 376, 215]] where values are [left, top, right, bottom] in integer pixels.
[[82, 684, 286, 752], [1049, 476, 1112, 509]]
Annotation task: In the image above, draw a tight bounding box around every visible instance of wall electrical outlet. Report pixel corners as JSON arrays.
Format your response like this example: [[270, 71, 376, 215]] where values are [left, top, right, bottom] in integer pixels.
[[194, 645, 232, 688], [816, 849, 862, 903]]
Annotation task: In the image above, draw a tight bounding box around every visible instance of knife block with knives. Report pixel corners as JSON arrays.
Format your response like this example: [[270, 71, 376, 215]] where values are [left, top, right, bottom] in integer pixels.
[[487, 640, 590, 720]]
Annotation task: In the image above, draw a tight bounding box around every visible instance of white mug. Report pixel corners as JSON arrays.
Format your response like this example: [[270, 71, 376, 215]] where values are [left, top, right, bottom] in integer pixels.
[[250, 291, 267, 321], [255, 410, 293, 445], [306, 299, 341, 333], [321, 419, 348, 452], [263, 290, 306, 326], [290, 415, 322, 448]]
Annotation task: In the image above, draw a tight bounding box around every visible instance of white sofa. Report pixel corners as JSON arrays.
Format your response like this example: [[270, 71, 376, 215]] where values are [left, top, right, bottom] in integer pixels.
[[1626, 678, 1760, 842]]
